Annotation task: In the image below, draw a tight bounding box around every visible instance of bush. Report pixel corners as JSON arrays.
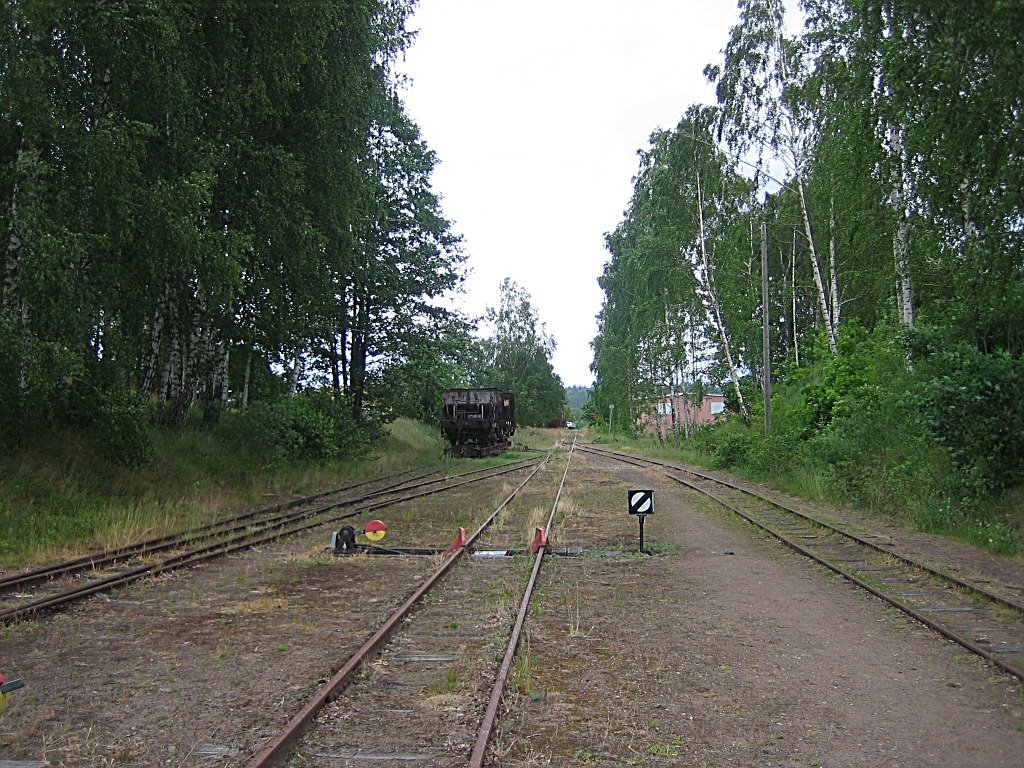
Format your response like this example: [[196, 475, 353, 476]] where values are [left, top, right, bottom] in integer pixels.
[[911, 344, 1024, 493], [711, 431, 753, 469], [90, 390, 154, 467], [217, 391, 372, 463]]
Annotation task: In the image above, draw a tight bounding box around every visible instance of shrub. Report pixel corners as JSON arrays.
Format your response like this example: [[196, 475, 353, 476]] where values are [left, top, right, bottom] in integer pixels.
[[89, 389, 154, 468], [911, 345, 1024, 493], [711, 431, 753, 469], [217, 391, 372, 463]]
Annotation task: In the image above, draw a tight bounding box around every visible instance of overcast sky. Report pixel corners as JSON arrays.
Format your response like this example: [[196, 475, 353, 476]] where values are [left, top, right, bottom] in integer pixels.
[[399, 1, 754, 387]]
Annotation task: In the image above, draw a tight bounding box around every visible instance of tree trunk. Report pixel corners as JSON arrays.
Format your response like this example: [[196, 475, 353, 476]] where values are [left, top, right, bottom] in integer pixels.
[[241, 349, 252, 409], [796, 175, 839, 354], [829, 194, 841, 329], [156, 331, 180, 424], [140, 288, 168, 394], [350, 331, 366, 420], [791, 232, 799, 366], [330, 336, 341, 392], [287, 349, 303, 398], [695, 167, 749, 422], [218, 342, 230, 409], [888, 126, 915, 327]]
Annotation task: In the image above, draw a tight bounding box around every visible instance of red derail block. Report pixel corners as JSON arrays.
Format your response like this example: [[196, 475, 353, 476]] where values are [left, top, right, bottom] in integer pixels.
[[446, 526, 468, 554], [528, 527, 548, 554]]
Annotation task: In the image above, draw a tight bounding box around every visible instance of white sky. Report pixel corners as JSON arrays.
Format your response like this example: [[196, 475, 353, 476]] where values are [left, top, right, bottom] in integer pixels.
[[399, 1, 757, 387]]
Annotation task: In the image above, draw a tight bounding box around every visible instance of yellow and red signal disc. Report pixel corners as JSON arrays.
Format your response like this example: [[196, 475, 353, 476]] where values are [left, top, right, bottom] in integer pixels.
[[363, 519, 387, 542]]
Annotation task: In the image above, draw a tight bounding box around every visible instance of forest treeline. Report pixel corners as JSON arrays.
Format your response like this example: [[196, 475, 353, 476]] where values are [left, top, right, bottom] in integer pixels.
[[591, 0, 1023, 548], [0, 1, 566, 463]]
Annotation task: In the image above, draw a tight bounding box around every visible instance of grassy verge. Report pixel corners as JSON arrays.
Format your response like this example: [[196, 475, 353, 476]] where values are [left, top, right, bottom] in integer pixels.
[[585, 427, 1023, 558], [0, 417, 448, 568]]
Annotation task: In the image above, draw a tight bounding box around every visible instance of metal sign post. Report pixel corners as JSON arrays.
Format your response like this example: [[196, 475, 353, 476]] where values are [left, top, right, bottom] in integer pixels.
[[628, 489, 654, 553]]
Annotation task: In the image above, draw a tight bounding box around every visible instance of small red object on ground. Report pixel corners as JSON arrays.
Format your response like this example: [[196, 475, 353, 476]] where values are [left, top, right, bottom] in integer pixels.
[[528, 527, 547, 554], [445, 527, 468, 553]]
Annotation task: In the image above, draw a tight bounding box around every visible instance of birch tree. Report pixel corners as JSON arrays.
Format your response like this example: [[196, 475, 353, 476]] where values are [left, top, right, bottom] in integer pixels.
[[707, 0, 839, 353]]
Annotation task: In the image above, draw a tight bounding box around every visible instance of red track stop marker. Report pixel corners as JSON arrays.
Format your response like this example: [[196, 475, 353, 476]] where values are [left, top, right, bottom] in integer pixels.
[[363, 520, 387, 542], [446, 526, 468, 553], [528, 527, 548, 554]]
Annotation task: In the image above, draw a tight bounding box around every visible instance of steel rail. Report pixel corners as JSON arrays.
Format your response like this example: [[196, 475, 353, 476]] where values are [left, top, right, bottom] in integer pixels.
[[0, 459, 544, 624], [242, 450, 559, 768], [582, 445, 1024, 683], [469, 431, 577, 767], [664, 471, 1024, 684], [0, 468, 436, 592], [577, 444, 1024, 614], [0, 459, 539, 594]]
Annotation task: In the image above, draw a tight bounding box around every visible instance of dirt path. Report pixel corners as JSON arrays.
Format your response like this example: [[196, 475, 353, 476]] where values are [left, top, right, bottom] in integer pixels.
[[495, 450, 1024, 767], [1, 443, 1022, 767]]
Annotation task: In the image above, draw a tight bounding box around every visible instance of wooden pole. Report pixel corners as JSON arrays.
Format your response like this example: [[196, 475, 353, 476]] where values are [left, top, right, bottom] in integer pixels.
[[761, 221, 772, 437]]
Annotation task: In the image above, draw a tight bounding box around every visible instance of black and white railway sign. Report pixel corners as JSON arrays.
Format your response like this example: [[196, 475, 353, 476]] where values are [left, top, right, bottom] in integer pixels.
[[628, 489, 654, 515]]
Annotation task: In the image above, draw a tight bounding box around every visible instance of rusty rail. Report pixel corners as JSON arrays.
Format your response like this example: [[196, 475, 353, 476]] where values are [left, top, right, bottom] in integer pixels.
[[0, 459, 543, 624], [580, 444, 1024, 684], [469, 431, 577, 767], [0, 467, 434, 592], [577, 444, 1024, 614], [242, 450, 558, 768]]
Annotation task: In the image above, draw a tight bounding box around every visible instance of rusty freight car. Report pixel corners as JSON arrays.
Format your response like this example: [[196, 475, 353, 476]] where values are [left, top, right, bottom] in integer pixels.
[[441, 388, 516, 457]]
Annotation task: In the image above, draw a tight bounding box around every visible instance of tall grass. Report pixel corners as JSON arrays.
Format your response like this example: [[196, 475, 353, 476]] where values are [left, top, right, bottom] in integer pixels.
[[0, 417, 448, 567]]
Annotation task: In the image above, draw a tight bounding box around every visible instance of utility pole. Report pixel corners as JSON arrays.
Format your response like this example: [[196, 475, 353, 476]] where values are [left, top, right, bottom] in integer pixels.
[[761, 221, 772, 437], [609, 403, 615, 435]]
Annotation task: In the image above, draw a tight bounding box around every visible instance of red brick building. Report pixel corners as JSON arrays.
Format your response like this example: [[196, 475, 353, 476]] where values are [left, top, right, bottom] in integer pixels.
[[637, 393, 727, 439]]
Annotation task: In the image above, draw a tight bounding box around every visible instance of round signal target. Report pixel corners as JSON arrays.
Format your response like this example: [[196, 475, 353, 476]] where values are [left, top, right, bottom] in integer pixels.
[[363, 519, 387, 542]]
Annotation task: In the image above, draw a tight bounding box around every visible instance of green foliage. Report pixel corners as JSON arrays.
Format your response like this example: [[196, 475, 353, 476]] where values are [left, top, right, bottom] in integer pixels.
[[673, 326, 1023, 554], [470, 279, 566, 427], [1, 0, 463, 444], [587, 0, 1024, 555], [90, 390, 154, 468], [0, 416, 442, 566], [565, 385, 592, 413], [910, 341, 1024, 494], [218, 392, 371, 463], [711, 431, 753, 470]]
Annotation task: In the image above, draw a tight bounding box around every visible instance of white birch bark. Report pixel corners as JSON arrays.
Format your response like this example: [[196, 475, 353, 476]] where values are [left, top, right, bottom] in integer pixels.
[[797, 183, 836, 346], [888, 126, 914, 327], [796, 175, 838, 354], [287, 349, 303, 398], [695, 167, 749, 422], [218, 343, 230, 409], [140, 289, 168, 393]]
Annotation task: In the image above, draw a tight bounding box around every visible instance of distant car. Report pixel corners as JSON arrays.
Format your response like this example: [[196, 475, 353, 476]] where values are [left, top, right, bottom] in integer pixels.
[[566, 421, 576, 429]]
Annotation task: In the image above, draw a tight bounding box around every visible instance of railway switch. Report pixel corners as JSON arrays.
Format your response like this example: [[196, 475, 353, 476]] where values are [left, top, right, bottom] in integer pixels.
[[331, 525, 358, 555]]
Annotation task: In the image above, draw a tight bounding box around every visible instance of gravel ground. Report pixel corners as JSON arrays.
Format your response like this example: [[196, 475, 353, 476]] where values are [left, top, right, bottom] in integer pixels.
[[1, 440, 1022, 767], [495, 450, 1024, 767]]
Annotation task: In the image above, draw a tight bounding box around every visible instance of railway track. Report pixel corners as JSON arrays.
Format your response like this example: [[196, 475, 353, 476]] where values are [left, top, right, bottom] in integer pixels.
[[0, 458, 545, 624], [0, 467, 430, 592], [243, 434, 577, 767], [577, 443, 1024, 683]]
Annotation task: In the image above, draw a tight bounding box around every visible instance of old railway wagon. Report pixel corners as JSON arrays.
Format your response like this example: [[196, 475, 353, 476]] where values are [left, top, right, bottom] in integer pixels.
[[441, 388, 516, 457]]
